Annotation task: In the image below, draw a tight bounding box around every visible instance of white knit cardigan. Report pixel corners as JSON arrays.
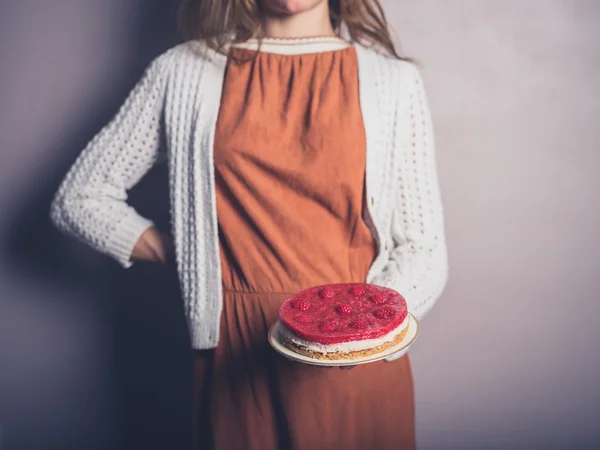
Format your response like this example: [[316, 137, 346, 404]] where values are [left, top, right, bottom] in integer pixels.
[[50, 39, 449, 355]]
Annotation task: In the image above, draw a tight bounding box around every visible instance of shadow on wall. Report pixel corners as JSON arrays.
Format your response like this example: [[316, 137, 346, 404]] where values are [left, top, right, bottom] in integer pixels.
[[1, 3, 196, 450]]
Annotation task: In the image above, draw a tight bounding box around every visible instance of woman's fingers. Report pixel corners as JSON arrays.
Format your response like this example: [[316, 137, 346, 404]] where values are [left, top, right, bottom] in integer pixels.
[[316, 365, 356, 369]]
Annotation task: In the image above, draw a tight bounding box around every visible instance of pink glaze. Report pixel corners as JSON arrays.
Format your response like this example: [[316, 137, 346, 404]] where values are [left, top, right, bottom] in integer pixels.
[[278, 283, 408, 345]]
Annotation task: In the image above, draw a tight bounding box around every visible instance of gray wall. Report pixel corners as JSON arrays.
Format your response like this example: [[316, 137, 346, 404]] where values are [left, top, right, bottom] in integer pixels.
[[383, 1, 600, 448], [0, 1, 598, 449]]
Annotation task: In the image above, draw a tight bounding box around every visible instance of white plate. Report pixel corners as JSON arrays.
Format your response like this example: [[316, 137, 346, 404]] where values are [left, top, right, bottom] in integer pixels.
[[268, 313, 419, 367]]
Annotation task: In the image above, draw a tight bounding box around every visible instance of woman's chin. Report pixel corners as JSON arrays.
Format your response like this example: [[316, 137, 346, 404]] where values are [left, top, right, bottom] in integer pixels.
[[266, 0, 323, 15]]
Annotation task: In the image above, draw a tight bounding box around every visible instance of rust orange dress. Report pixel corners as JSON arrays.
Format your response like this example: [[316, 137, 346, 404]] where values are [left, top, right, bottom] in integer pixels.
[[192, 37, 415, 450]]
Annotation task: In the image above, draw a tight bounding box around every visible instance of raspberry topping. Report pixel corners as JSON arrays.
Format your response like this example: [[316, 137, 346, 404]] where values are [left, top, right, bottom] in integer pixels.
[[291, 299, 311, 311], [320, 287, 335, 299], [371, 293, 388, 305], [374, 307, 396, 319], [336, 304, 353, 315], [319, 320, 339, 332], [295, 315, 313, 324], [350, 285, 366, 296], [278, 283, 408, 345], [350, 319, 369, 329]]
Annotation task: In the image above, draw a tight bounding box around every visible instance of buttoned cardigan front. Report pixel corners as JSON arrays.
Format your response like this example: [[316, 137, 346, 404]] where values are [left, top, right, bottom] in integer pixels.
[[49, 39, 449, 351]]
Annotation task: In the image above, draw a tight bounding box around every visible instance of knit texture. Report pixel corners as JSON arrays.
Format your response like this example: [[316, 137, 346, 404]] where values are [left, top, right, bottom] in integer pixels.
[[50, 40, 448, 354]]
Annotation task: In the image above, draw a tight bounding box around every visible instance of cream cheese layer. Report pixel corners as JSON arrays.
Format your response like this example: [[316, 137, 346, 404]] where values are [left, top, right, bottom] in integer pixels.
[[279, 315, 410, 354]]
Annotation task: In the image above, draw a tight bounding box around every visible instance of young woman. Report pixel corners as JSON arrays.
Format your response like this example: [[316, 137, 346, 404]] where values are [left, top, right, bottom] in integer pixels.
[[50, 0, 448, 448]]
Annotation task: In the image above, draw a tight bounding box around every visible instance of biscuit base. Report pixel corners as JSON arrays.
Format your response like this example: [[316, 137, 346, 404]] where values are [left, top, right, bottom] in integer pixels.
[[280, 326, 409, 361]]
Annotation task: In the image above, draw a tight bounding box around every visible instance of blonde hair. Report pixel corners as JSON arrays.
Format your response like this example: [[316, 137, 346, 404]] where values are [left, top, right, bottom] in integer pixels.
[[178, 0, 410, 60]]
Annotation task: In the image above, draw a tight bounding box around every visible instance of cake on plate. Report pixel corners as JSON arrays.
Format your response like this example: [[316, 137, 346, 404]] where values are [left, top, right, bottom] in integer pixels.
[[277, 283, 411, 360]]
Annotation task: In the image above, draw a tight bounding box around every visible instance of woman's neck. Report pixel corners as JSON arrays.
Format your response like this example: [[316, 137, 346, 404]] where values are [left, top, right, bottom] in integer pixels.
[[262, 1, 335, 39]]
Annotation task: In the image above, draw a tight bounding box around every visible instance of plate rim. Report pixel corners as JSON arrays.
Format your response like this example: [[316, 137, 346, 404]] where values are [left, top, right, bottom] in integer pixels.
[[268, 313, 419, 366]]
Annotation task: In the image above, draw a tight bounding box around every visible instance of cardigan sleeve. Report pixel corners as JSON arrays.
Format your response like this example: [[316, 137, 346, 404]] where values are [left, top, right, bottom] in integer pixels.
[[372, 62, 449, 324], [49, 54, 168, 269]]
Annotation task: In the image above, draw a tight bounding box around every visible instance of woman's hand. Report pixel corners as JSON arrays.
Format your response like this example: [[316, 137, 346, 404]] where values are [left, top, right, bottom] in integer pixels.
[[281, 356, 356, 370], [130, 226, 175, 266], [322, 365, 356, 370]]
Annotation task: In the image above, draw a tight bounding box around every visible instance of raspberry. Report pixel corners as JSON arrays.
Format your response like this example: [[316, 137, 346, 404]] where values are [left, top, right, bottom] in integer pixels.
[[374, 307, 396, 319], [371, 294, 388, 305], [320, 287, 335, 299], [292, 299, 311, 311], [350, 319, 369, 329], [319, 320, 339, 332], [295, 315, 313, 324], [350, 285, 366, 296], [336, 304, 353, 315]]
